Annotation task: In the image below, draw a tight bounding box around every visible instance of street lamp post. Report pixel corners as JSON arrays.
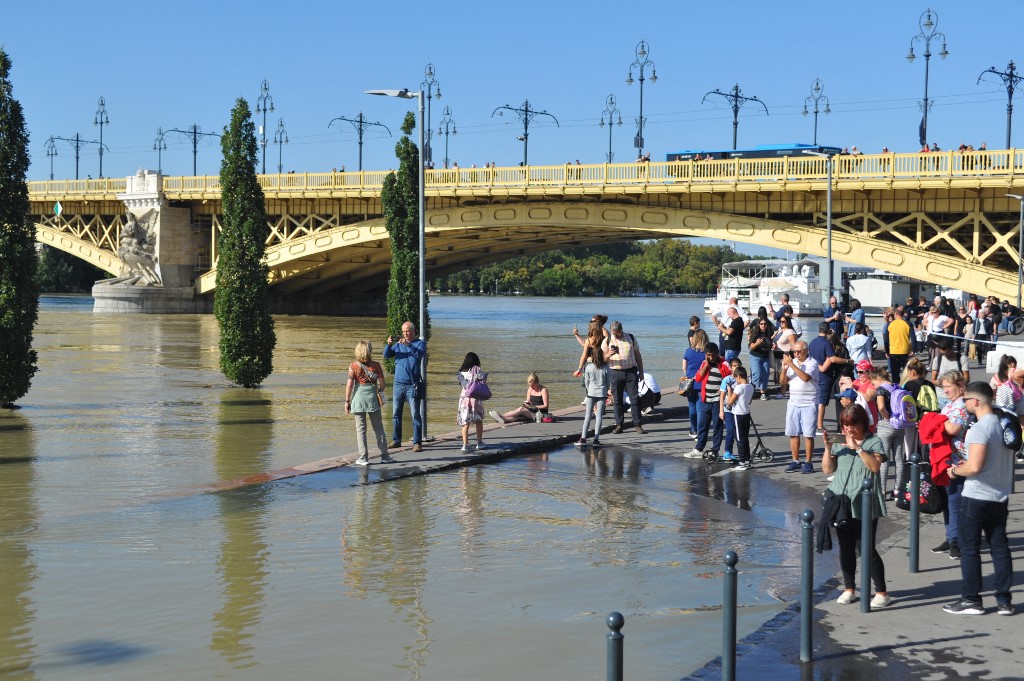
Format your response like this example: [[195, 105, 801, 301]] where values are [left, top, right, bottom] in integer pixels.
[[274, 118, 289, 175], [626, 40, 657, 160], [256, 79, 274, 175], [328, 113, 392, 172], [45, 137, 57, 180], [907, 8, 949, 148], [804, 150, 834, 304], [978, 62, 1021, 150], [48, 133, 105, 180], [153, 128, 167, 174], [801, 78, 831, 145], [599, 94, 623, 163], [94, 96, 109, 178], [421, 64, 441, 167], [491, 100, 559, 166], [437, 105, 456, 169], [366, 87, 428, 438], [1007, 194, 1024, 309], [164, 125, 220, 175], [702, 83, 769, 150]]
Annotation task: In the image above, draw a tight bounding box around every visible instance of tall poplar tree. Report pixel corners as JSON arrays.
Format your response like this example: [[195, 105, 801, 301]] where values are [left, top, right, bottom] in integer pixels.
[[214, 98, 275, 387], [382, 111, 429, 369], [0, 49, 39, 408]]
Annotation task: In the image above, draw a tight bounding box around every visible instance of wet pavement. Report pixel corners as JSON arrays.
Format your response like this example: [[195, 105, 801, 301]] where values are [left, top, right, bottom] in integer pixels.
[[212, 378, 1023, 681]]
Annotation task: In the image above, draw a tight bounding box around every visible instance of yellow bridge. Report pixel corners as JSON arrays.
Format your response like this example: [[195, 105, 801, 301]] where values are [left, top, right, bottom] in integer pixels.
[[27, 149, 1024, 304]]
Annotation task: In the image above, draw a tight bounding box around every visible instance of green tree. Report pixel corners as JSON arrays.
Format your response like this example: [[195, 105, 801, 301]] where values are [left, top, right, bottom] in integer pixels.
[[0, 49, 38, 407], [382, 111, 429, 370], [214, 98, 275, 387], [36, 245, 105, 292]]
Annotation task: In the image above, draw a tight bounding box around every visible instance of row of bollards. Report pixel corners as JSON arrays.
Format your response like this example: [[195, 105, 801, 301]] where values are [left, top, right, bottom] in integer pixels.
[[605, 467, 930, 678]]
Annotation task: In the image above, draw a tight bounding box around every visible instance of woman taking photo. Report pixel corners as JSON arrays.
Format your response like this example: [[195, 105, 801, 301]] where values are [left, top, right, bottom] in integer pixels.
[[344, 341, 395, 466], [822, 404, 891, 608], [772, 316, 798, 392]]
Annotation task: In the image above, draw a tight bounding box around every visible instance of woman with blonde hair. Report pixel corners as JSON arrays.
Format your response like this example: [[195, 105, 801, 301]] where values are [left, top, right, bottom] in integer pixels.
[[932, 370, 974, 559], [490, 372, 550, 424], [344, 340, 395, 466], [682, 329, 709, 438]]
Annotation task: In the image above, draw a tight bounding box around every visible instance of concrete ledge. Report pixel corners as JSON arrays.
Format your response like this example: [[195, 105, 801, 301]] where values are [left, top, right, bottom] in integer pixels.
[[92, 283, 208, 314]]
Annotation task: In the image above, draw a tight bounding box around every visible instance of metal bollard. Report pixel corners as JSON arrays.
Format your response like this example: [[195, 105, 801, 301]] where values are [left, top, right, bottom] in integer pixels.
[[860, 477, 874, 614], [908, 451, 921, 573], [800, 509, 815, 662], [723, 551, 738, 681], [606, 612, 624, 681]]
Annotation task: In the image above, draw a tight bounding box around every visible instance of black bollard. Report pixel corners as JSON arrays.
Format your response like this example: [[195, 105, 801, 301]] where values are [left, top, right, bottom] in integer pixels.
[[909, 451, 921, 573], [800, 509, 815, 662], [723, 551, 738, 681], [606, 611, 624, 681], [860, 477, 874, 614]]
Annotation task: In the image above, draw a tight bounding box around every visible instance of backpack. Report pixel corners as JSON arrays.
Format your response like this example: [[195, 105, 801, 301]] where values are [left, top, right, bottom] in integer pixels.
[[914, 382, 940, 415], [994, 407, 1024, 452], [883, 382, 917, 429]]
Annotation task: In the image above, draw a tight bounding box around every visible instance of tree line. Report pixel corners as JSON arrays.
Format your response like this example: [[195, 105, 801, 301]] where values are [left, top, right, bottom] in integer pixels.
[[436, 239, 746, 296]]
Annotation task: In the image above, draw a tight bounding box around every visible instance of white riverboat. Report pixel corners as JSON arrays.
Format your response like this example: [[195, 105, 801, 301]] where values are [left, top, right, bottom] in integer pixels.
[[704, 259, 824, 318]]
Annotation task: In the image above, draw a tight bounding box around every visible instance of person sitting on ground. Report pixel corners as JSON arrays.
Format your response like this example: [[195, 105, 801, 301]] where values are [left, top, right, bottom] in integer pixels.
[[490, 372, 550, 424]]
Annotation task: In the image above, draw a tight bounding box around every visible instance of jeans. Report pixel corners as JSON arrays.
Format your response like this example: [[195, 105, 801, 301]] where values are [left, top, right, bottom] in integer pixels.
[[836, 517, 886, 592], [695, 400, 723, 453], [735, 413, 751, 462], [687, 389, 700, 434], [723, 348, 740, 362], [582, 396, 606, 439], [354, 409, 388, 459], [723, 412, 736, 453], [391, 380, 422, 444], [750, 355, 770, 394], [888, 353, 909, 381], [958, 497, 1013, 605], [608, 368, 641, 427], [944, 475, 965, 544]]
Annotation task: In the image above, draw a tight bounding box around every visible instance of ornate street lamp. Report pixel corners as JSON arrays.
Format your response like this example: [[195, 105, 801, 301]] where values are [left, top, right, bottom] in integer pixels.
[[978, 61, 1021, 150], [421, 64, 441, 167], [801, 78, 831, 145], [45, 136, 58, 180], [626, 40, 657, 159], [328, 113, 391, 172], [48, 133, 105, 180], [256, 79, 275, 174], [273, 118, 289, 174], [94, 96, 109, 178], [437, 105, 456, 169], [599, 94, 623, 163], [907, 8, 949, 147], [153, 128, 168, 174], [702, 83, 769, 150], [491, 100, 559, 166]]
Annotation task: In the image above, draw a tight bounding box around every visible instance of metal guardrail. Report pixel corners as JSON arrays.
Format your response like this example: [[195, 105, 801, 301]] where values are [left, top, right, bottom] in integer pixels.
[[27, 149, 1024, 200]]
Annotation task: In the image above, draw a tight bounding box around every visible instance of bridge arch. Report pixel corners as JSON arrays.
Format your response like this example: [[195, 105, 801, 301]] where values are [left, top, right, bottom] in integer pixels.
[[35, 224, 124, 277]]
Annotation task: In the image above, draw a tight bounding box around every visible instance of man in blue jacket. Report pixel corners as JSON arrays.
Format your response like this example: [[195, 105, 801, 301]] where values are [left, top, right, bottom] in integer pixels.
[[383, 321, 426, 452]]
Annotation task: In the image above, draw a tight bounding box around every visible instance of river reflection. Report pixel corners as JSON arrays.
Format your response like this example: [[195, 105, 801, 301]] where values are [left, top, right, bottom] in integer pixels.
[[0, 295, 831, 680]]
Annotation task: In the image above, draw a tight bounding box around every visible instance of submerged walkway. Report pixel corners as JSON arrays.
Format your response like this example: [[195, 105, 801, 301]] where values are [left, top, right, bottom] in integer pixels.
[[209, 379, 1022, 680]]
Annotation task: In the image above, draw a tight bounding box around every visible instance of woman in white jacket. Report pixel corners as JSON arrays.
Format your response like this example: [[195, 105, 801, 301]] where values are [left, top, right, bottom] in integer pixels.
[[576, 344, 609, 447]]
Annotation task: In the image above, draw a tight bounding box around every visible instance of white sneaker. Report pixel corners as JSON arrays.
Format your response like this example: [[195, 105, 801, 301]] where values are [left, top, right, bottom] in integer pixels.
[[460, 444, 471, 453], [836, 590, 857, 605], [871, 593, 892, 608], [353, 456, 369, 466], [488, 410, 505, 425], [684, 449, 704, 459], [641, 406, 654, 415]]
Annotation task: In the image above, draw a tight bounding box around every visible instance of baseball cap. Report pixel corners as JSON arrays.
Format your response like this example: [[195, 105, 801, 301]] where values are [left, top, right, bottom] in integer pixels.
[[856, 359, 874, 371], [835, 388, 858, 400]]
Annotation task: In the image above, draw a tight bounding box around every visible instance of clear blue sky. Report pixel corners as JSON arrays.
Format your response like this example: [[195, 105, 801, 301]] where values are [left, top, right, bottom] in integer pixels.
[[5, 1, 1023, 180]]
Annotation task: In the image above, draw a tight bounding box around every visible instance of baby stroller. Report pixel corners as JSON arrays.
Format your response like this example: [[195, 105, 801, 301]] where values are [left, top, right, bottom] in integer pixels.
[[702, 415, 775, 464]]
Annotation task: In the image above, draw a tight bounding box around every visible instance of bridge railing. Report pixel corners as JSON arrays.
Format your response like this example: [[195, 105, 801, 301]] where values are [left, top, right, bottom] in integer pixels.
[[27, 150, 1024, 199]]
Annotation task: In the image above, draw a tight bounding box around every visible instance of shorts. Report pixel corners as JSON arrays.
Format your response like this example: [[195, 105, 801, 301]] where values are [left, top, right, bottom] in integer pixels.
[[785, 404, 817, 437], [816, 380, 833, 406]]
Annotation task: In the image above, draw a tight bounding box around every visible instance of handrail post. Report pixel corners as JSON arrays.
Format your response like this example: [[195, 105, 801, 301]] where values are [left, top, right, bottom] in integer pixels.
[[722, 550, 738, 681], [606, 612, 624, 681], [860, 477, 874, 614], [800, 509, 815, 661], [908, 451, 921, 573]]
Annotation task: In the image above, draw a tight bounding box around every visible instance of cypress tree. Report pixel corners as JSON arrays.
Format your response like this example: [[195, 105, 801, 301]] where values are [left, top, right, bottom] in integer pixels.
[[214, 98, 275, 387], [382, 111, 429, 371], [0, 49, 39, 408]]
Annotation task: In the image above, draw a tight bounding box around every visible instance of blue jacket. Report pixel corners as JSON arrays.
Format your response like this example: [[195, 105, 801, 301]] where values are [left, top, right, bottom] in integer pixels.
[[383, 339, 426, 383]]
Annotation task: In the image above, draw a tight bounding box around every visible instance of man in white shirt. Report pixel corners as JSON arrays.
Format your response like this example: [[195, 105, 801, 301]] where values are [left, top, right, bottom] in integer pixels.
[[782, 341, 820, 474]]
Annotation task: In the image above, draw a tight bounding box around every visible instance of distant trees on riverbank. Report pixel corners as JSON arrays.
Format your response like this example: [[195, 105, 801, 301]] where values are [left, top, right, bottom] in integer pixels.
[[435, 239, 745, 296]]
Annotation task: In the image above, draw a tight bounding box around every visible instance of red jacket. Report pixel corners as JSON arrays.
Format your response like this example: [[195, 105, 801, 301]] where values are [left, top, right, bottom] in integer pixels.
[[696, 359, 732, 403], [918, 411, 952, 485]]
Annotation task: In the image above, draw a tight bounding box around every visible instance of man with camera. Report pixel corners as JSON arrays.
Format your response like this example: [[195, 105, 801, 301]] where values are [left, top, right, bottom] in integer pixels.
[[383, 321, 426, 452], [603, 321, 646, 435]]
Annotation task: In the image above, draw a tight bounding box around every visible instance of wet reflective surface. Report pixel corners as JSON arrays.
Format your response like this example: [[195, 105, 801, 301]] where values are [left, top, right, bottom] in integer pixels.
[[0, 296, 824, 679]]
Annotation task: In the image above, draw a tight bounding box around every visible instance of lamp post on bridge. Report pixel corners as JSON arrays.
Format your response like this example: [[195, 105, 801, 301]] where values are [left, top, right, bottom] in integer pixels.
[[328, 113, 391, 172], [365, 87, 428, 438], [906, 8, 949, 148], [978, 62, 1021, 150], [93, 97, 109, 178], [153, 128, 168, 174], [804, 149, 835, 305], [599, 94, 623, 163], [437, 105, 456, 169], [274, 118, 289, 175], [626, 40, 657, 160], [491, 100, 559, 167], [1007, 194, 1024, 309], [256, 79, 275, 175], [801, 78, 830, 146], [421, 64, 441, 168], [48, 133, 106, 180], [702, 83, 769, 150], [164, 125, 220, 175], [44, 137, 57, 181]]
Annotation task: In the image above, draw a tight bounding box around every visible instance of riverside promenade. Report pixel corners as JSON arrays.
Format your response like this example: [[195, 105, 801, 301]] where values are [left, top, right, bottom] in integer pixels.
[[211, 377, 1022, 681]]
